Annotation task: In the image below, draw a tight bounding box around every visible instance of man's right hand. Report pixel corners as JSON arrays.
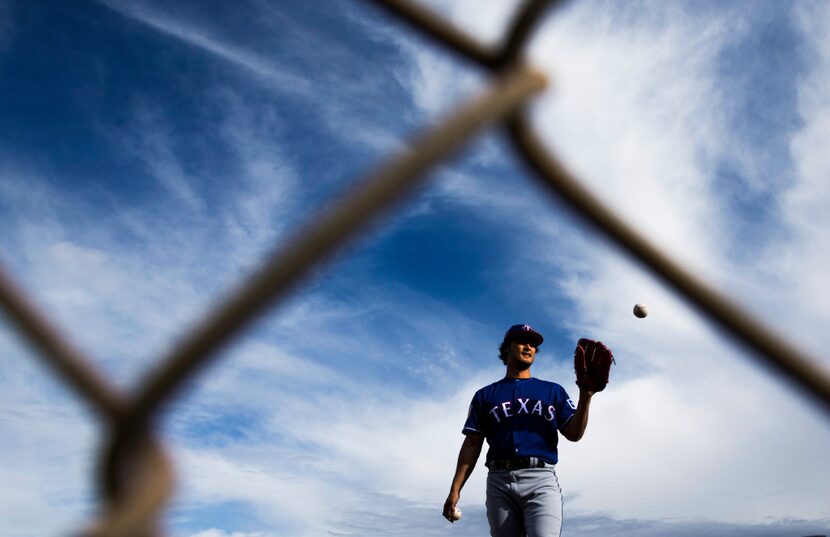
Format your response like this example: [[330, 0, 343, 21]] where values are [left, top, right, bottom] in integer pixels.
[[442, 490, 460, 523]]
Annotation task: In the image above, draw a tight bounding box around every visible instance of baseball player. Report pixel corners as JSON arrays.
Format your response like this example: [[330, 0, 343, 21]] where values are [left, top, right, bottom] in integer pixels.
[[442, 323, 613, 536]]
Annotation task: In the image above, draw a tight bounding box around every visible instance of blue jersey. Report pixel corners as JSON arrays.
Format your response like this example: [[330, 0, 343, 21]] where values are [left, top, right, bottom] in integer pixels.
[[463, 377, 576, 465]]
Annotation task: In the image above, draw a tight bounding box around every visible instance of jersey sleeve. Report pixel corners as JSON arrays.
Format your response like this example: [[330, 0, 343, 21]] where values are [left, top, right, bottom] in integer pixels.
[[462, 392, 485, 435], [555, 385, 577, 430]]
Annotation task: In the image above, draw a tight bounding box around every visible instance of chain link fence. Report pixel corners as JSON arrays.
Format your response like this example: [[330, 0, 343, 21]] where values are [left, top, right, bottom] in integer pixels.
[[0, 0, 828, 535]]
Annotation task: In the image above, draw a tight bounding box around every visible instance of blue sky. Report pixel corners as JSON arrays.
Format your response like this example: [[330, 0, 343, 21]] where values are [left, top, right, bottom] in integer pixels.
[[1, 1, 830, 536]]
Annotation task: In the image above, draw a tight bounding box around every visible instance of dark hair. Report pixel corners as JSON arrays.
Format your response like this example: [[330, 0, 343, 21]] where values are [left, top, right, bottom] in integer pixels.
[[498, 337, 539, 364], [498, 340, 511, 364]]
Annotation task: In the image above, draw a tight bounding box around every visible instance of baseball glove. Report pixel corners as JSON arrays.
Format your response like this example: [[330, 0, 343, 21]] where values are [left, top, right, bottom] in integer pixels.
[[573, 338, 614, 392]]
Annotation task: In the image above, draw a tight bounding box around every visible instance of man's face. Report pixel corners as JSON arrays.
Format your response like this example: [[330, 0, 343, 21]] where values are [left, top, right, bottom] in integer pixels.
[[508, 339, 537, 368]]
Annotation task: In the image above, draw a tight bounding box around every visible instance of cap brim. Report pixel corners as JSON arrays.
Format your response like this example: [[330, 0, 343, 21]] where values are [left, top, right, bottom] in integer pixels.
[[506, 332, 544, 346]]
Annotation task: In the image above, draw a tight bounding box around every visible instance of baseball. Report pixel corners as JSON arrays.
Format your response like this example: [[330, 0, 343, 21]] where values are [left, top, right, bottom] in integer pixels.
[[633, 303, 648, 318], [452, 507, 462, 521]]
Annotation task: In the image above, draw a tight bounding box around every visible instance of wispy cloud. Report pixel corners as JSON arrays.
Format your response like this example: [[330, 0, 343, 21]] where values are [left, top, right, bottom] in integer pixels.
[[121, 102, 207, 212], [188, 531, 277, 537], [95, 0, 311, 93], [3, 2, 830, 537], [530, 2, 737, 274], [95, 0, 416, 159], [157, 331, 491, 535], [774, 0, 830, 345], [405, 0, 830, 525], [0, 337, 97, 537]]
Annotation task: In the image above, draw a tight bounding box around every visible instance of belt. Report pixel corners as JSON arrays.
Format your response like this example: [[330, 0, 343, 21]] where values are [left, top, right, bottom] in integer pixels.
[[487, 457, 547, 470]]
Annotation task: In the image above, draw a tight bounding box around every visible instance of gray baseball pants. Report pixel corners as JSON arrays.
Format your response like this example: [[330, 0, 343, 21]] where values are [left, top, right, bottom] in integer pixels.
[[486, 467, 563, 537]]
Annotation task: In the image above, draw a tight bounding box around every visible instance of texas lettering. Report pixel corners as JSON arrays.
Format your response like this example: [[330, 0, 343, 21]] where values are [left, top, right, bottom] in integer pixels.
[[488, 397, 557, 423]]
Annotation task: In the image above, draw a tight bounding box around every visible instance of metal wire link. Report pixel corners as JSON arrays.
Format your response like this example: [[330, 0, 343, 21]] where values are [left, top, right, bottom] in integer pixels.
[[0, 1, 827, 536]]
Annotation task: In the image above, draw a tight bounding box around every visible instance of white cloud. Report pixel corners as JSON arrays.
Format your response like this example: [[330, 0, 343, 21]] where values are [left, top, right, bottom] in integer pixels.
[[188, 530, 276, 537], [413, 0, 523, 48], [775, 0, 830, 346], [0, 340, 98, 537], [0, 68, 310, 376], [401, 0, 830, 525], [160, 346, 488, 533], [96, 0, 311, 93], [528, 2, 739, 279], [4, 2, 830, 537], [121, 103, 207, 213], [96, 0, 413, 162]]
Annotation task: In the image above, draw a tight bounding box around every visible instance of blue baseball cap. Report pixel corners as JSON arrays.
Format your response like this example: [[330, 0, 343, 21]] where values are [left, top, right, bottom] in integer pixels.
[[503, 324, 544, 346]]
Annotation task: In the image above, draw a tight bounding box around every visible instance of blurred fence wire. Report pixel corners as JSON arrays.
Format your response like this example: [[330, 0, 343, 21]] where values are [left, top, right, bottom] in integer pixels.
[[0, 0, 828, 535]]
